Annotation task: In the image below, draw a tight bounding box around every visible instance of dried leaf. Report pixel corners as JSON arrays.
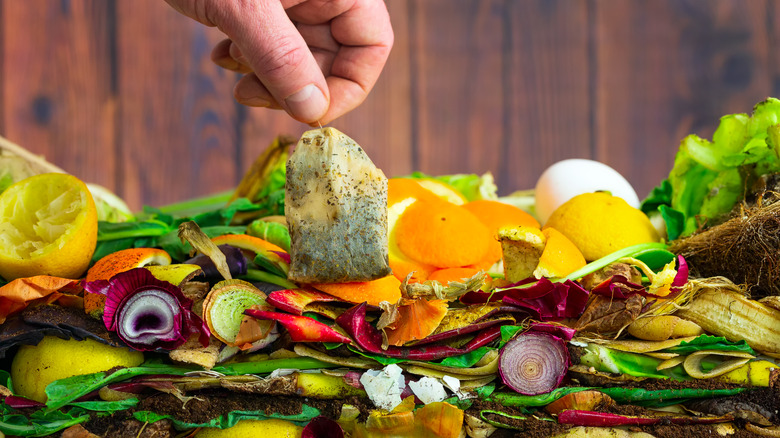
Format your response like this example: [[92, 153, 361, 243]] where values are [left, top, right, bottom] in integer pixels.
[[575, 294, 643, 335], [178, 221, 232, 281], [403, 271, 488, 300], [384, 299, 449, 346], [0, 276, 82, 324]]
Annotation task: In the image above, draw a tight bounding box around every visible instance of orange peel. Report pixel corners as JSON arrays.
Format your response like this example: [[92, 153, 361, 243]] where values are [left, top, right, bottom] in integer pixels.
[[385, 298, 449, 346], [463, 199, 541, 268], [311, 275, 402, 307], [394, 200, 490, 269], [84, 248, 171, 316]]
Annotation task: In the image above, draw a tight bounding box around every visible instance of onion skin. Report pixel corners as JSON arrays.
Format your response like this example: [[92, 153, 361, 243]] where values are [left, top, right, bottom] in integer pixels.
[[85, 268, 209, 351], [499, 332, 569, 395]]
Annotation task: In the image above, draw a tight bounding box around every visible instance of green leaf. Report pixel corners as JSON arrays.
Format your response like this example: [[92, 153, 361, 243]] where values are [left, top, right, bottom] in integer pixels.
[[133, 404, 321, 429], [474, 382, 496, 399], [500, 325, 524, 344], [45, 363, 199, 411], [438, 347, 493, 368], [0, 404, 90, 437], [68, 398, 139, 413], [662, 334, 755, 355]]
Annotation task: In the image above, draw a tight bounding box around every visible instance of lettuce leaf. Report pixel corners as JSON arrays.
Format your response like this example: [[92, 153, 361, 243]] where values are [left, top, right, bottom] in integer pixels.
[[407, 172, 498, 201], [642, 97, 780, 239]]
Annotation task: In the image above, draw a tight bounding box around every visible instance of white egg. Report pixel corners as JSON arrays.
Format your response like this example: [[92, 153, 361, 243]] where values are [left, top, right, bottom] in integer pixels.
[[534, 159, 640, 224]]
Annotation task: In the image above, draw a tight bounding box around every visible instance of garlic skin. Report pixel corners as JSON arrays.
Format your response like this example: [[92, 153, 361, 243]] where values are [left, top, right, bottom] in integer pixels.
[[534, 159, 639, 224]]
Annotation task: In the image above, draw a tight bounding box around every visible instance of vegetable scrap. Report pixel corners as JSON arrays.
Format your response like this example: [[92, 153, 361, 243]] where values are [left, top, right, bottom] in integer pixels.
[[0, 115, 779, 438]]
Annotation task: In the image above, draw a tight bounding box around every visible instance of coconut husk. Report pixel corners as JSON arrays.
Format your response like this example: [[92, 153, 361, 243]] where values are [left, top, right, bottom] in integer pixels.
[[669, 199, 780, 298]]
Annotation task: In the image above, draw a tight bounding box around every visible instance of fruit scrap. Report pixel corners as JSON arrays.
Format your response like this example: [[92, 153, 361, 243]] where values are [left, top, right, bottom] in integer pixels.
[[394, 199, 490, 268], [285, 127, 391, 283], [85, 268, 209, 351], [84, 247, 172, 318], [311, 275, 401, 307], [243, 310, 352, 344]]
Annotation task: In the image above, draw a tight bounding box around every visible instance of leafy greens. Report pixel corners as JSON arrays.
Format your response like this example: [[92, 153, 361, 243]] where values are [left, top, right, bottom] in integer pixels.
[[642, 97, 780, 240]]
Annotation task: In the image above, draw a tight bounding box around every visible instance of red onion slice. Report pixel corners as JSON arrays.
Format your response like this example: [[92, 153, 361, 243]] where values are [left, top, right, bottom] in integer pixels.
[[499, 332, 569, 395]]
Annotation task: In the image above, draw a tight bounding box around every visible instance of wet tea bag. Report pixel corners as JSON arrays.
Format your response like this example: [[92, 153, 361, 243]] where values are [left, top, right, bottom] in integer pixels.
[[285, 128, 391, 283]]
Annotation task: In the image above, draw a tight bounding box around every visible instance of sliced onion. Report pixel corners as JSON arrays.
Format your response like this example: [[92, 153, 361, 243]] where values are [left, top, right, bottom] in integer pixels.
[[499, 332, 569, 395], [87, 268, 209, 351]]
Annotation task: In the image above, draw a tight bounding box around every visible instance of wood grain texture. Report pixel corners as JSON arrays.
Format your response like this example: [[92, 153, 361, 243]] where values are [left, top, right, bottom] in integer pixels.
[[412, 0, 507, 183], [505, 0, 591, 193], [0, 0, 115, 188], [115, 0, 239, 209], [0, 0, 778, 209], [594, 0, 772, 198]]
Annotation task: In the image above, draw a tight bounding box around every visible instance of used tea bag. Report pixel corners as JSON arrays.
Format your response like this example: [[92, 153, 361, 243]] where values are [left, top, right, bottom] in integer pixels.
[[285, 128, 390, 283]]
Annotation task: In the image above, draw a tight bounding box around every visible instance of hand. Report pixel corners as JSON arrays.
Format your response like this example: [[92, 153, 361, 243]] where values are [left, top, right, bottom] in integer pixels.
[[164, 0, 394, 125]]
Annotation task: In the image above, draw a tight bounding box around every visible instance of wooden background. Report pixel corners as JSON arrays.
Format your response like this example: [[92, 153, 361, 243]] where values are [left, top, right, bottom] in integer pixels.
[[0, 0, 777, 212]]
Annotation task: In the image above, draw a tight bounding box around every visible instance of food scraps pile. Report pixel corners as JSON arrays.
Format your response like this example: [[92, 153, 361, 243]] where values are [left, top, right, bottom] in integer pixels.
[[0, 101, 780, 437]]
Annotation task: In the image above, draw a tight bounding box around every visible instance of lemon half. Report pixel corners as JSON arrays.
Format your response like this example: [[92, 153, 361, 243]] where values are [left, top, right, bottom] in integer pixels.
[[0, 173, 98, 280]]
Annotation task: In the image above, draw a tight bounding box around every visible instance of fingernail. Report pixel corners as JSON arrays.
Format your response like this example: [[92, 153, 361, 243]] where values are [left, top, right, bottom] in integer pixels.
[[285, 84, 327, 122]]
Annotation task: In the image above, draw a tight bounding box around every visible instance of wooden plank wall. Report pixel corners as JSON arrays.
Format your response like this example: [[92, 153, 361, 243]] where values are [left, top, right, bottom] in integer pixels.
[[0, 0, 777, 212]]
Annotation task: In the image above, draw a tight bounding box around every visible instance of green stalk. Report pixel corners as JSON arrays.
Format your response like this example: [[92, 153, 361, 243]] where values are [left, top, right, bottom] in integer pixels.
[[599, 386, 749, 407], [154, 190, 234, 218], [487, 386, 590, 407], [212, 357, 339, 376], [243, 269, 298, 290], [562, 242, 669, 282]]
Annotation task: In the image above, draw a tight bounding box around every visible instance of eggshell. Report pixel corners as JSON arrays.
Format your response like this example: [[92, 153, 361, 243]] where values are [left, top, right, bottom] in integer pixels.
[[534, 159, 639, 224]]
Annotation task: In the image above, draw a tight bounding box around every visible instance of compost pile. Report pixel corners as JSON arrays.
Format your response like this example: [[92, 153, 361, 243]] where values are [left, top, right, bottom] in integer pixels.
[[1, 102, 780, 438]]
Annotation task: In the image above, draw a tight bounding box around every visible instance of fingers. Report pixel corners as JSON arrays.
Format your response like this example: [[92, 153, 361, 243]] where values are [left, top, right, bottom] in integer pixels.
[[233, 74, 282, 109], [216, 0, 330, 123], [211, 39, 251, 74]]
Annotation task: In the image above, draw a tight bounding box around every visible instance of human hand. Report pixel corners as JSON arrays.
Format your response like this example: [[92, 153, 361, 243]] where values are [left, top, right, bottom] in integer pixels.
[[164, 0, 394, 125]]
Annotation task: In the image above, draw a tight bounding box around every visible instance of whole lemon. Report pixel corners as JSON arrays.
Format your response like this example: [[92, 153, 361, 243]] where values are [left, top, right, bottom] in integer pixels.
[[11, 336, 144, 403], [544, 192, 660, 261], [195, 420, 303, 437], [0, 173, 98, 280]]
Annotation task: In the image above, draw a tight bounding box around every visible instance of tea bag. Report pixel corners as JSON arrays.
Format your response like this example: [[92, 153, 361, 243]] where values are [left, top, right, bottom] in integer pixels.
[[285, 128, 390, 283]]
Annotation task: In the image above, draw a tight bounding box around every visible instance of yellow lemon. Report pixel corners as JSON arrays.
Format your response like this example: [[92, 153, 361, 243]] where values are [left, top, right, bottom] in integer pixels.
[[0, 173, 98, 280], [195, 420, 303, 437], [11, 336, 144, 403], [544, 192, 660, 261]]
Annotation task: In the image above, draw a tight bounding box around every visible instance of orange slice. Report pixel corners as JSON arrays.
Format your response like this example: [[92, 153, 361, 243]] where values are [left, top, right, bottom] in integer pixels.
[[388, 179, 437, 282], [84, 248, 171, 316], [394, 200, 490, 269], [311, 275, 402, 306]]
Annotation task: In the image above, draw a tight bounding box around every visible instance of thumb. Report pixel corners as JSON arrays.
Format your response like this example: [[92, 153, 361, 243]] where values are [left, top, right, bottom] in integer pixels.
[[218, 1, 329, 123]]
